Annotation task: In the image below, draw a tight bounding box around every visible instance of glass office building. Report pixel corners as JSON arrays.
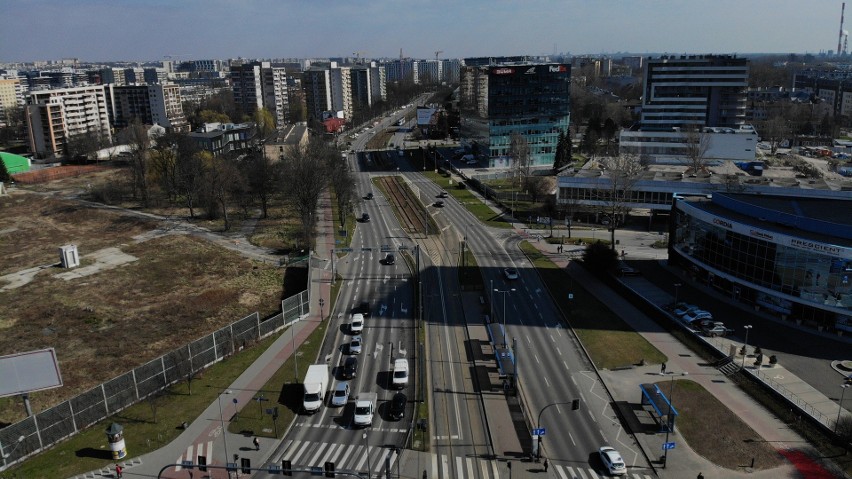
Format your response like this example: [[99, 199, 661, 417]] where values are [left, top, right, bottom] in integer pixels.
[[670, 193, 852, 332], [460, 59, 571, 167]]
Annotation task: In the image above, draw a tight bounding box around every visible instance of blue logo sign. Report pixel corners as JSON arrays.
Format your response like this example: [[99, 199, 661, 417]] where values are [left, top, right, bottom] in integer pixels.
[[532, 428, 546, 436], [663, 442, 676, 450]]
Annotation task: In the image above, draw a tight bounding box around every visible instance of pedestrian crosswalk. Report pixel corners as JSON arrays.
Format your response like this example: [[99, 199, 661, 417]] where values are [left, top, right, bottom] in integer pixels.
[[273, 440, 655, 479], [174, 440, 213, 471]]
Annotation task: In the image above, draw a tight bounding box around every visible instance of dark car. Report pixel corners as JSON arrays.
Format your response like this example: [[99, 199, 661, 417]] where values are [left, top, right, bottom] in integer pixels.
[[361, 213, 370, 222], [342, 356, 358, 379], [433, 200, 444, 207], [365, 192, 374, 200], [389, 392, 407, 420], [384, 253, 395, 265], [357, 301, 371, 317]]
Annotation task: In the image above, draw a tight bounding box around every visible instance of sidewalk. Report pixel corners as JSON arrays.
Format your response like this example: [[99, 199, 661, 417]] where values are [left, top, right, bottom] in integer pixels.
[[77, 193, 336, 479]]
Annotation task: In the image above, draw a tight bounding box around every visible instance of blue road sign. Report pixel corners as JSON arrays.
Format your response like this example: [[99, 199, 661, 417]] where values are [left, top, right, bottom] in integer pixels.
[[663, 442, 676, 450], [338, 248, 353, 252], [532, 428, 546, 436]]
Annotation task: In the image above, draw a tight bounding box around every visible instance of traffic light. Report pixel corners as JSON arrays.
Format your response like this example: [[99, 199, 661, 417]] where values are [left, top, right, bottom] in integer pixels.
[[283, 459, 292, 476], [572, 398, 580, 410], [197, 455, 207, 472], [241, 457, 251, 474], [325, 461, 336, 478]]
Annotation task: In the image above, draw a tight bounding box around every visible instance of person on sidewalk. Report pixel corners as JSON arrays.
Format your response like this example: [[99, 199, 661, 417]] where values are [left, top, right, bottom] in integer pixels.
[[661, 362, 667, 374], [114, 464, 123, 478], [697, 473, 704, 479], [253, 436, 260, 451], [543, 459, 549, 472]]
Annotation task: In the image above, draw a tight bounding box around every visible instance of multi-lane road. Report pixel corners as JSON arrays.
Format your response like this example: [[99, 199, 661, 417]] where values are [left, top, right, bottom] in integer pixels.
[[260, 98, 652, 478]]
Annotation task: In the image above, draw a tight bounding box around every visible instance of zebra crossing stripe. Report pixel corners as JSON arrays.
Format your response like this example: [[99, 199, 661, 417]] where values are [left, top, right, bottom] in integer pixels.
[[455, 455, 464, 479], [490, 459, 500, 479], [431, 452, 438, 479], [480, 458, 490, 479], [306, 442, 330, 467], [290, 440, 309, 464], [319, 443, 339, 467], [337, 443, 356, 468], [441, 454, 450, 479], [354, 445, 369, 471], [328, 442, 346, 464], [374, 448, 391, 473], [556, 464, 571, 479], [465, 456, 475, 479]]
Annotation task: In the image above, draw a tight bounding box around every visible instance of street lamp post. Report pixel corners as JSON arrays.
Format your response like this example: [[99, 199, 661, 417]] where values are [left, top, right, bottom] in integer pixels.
[[363, 432, 371, 479], [660, 372, 687, 468], [836, 383, 850, 434], [673, 283, 682, 305], [494, 288, 516, 348], [217, 390, 233, 479], [741, 325, 753, 368]]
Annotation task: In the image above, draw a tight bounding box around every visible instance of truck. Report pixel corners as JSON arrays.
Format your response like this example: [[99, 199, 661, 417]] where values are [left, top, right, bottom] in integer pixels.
[[303, 364, 329, 414]]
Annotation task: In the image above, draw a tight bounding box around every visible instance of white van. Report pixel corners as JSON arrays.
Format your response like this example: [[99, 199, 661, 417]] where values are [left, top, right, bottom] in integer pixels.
[[391, 359, 409, 389]]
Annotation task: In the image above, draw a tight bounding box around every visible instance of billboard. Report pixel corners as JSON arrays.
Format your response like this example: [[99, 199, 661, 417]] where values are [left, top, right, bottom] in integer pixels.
[[416, 107, 438, 126], [489, 64, 569, 77], [0, 348, 64, 397]]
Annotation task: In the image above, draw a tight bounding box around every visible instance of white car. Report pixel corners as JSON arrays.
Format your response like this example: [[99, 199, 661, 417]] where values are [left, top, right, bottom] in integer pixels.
[[599, 446, 627, 475], [331, 382, 350, 407], [681, 310, 713, 324], [504, 268, 519, 280], [349, 336, 363, 354], [350, 313, 364, 334], [353, 393, 376, 428]]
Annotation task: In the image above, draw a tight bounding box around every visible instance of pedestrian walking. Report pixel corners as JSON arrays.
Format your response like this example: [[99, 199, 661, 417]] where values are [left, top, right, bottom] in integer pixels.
[[543, 459, 549, 472], [661, 362, 667, 374], [697, 473, 704, 479], [115, 464, 123, 478], [253, 437, 260, 451]]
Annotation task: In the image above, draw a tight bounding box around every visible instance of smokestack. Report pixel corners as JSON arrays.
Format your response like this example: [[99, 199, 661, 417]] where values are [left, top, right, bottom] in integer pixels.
[[840, 2, 846, 56]]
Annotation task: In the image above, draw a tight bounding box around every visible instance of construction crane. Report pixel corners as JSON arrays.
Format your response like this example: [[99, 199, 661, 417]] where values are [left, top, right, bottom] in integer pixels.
[[434, 50, 444, 60], [163, 54, 191, 59], [353, 51, 367, 64]]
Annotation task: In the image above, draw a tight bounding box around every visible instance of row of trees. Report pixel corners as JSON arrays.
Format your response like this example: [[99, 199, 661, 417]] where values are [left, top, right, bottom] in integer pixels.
[[111, 122, 355, 249]]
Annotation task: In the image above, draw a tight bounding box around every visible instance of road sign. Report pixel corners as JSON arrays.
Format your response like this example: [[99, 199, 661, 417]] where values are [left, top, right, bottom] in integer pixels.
[[533, 428, 546, 436], [663, 442, 676, 450], [337, 248, 353, 253], [380, 244, 393, 252]]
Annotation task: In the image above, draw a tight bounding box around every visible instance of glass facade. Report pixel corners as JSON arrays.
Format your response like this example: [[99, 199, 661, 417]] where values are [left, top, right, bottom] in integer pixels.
[[460, 63, 570, 167], [671, 200, 852, 332]]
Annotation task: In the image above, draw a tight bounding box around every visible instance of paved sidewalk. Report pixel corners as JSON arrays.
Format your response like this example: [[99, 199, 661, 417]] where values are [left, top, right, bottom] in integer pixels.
[[75, 193, 336, 479]]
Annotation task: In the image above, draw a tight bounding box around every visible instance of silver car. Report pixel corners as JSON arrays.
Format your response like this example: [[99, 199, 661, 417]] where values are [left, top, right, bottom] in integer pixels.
[[331, 382, 350, 407]]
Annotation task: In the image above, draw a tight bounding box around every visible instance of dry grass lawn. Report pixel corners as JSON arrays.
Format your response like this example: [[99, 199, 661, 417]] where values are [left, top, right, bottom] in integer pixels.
[[661, 379, 785, 471], [0, 184, 285, 426]]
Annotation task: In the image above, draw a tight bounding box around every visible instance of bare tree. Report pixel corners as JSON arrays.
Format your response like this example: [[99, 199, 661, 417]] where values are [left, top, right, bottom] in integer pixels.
[[757, 115, 791, 156], [509, 132, 531, 187], [525, 176, 550, 203], [242, 147, 279, 219], [125, 120, 153, 207], [176, 144, 206, 219], [64, 129, 106, 163], [280, 140, 335, 248], [598, 154, 645, 250], [150, 131, 183, 205], [204, 155, 243, 230], [683, 125, 711, 176], [327, 155, 358, 229]]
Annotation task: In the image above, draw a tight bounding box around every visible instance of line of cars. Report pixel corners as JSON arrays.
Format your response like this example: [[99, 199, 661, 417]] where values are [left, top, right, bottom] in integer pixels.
[[671, 303, 733, 337], [330, 303, 409, 427]]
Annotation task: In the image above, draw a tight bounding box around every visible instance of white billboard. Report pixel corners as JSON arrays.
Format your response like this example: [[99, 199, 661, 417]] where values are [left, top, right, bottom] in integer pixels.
[[416, 107, 438, 126], [0, 348, 63, 397]]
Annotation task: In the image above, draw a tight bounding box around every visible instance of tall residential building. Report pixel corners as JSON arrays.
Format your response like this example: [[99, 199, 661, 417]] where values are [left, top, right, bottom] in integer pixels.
[[351, 62, 386, 114], [106, 83, 188, 132], [124, 68, 145, 85], [25, 85, 112, 159], [303, 68, 332, 121], [143, 68, 168, 85], [329, 63, 352, 120], [384, 59, 417, 83], [100, 67, 126, 86], [0, 78, 25, 123], [416, 60, 442, 84], [441, 59, 462, 84], [231, 61, 289, 127], [620, 54, 753, 162], [459, 59, 571, 167]]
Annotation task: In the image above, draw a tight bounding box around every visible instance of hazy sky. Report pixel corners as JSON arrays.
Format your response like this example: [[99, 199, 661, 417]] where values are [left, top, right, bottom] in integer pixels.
[[0, 0, 845, 62]]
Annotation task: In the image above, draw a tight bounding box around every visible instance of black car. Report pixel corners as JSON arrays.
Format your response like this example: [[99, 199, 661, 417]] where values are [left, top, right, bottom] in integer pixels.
[[361, 213, 370, 222], [342, 356, 358, 379], [389, 392, 407, 420], [365, 192, 374, 200], [384, 253, 395, 265], [358, 301, 371, 317]]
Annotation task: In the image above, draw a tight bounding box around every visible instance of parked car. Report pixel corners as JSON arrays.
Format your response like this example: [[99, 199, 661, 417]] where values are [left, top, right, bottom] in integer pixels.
[[681, 309, 713, 324], [673, 303, 700, 317], [504, 268, 519, 280], [703, 324, 733, 337], [389, 392, 407, 420], [349, 336, 363, 354], [599, 446, 627, 475], [331, 382, 350, 407], [342, 356, 358, 379], [616, 260, 640, 276]]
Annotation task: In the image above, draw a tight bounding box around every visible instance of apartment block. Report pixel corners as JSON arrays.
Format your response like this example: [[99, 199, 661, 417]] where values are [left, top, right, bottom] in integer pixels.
[[106, 83, 188, 132], [25, 85, 112, 159], [0, 78, 25, 123], [231, 61, 289, 127]]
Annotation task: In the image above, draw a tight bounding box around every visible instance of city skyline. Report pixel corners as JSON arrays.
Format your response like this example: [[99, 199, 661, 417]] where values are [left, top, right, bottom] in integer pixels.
[[0, 0, 846, 63]]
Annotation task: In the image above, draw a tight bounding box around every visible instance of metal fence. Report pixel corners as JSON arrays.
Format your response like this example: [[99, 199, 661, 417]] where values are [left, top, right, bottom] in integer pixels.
[[0, 289, 309, 471]]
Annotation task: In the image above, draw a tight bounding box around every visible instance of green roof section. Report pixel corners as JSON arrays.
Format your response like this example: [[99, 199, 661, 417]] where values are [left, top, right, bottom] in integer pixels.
[[0, 151, 31, 174]]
